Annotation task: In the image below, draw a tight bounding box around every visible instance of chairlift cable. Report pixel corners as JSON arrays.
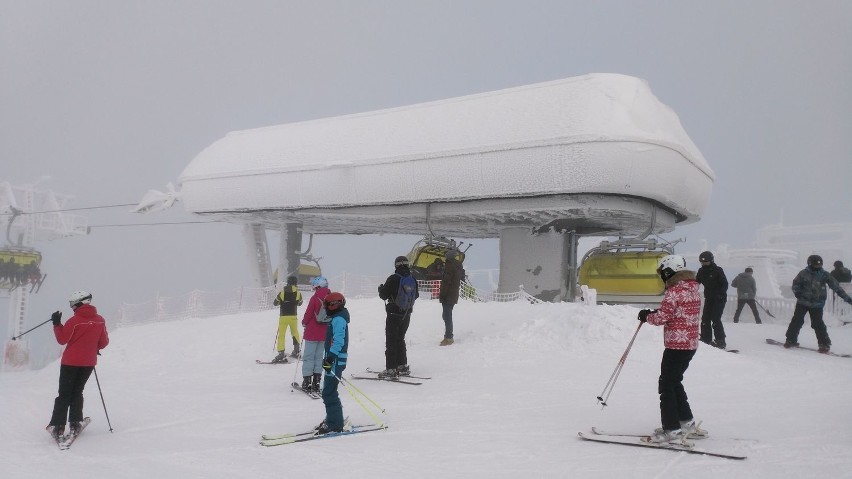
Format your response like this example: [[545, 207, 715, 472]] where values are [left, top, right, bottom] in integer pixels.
[[0, 202, 138, 216]]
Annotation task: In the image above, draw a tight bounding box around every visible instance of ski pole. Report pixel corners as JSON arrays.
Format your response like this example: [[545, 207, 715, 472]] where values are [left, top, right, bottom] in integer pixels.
[[328, 371, 386, 426], [93, 367, 114, 433], [272, 327, 279, 353], [755, 301, 775, 318], [11, 318, 53, 340], [290, 329, 305, 391], [597, 322, 642, 409]]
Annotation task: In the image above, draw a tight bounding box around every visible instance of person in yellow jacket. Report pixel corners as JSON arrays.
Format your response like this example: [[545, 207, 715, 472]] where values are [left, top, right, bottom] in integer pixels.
[[270, 275, 303, 363]]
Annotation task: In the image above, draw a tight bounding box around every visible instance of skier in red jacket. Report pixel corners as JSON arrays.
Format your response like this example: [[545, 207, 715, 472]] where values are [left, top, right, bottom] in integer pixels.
[[637, 255, 707, 444], [46, 291, 109, 440]]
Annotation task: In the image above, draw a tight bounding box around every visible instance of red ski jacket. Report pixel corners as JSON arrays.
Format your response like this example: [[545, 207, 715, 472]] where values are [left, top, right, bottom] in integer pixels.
[[53, 304, 109, 366], [302, 287, 330, 342], [646, 272, 701, 350]]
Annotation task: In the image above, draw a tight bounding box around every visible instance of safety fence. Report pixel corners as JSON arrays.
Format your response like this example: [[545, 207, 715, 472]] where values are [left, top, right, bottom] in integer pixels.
[[114, 273, 541, 329], [720, 293, 851, 326], [114, 275, 852, 330]]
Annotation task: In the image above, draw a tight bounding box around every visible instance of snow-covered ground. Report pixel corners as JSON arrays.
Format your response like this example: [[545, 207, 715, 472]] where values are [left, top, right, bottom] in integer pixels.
[[2, 297, 851, 479]]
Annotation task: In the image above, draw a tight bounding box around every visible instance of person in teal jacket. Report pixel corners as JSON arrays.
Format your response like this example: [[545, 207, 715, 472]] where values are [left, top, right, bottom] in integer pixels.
[[315, 292, 350, 435], [785, 255, 852, 352]]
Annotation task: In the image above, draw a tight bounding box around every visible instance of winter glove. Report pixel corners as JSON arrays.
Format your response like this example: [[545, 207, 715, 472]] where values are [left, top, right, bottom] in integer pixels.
[[637, 309, 655, 323], [51, 311, 62, 326], [322, 355, 337, 372]]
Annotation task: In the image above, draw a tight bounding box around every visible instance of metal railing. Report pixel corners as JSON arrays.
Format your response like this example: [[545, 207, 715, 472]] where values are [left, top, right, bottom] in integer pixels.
[[114, 273, 542, 329]]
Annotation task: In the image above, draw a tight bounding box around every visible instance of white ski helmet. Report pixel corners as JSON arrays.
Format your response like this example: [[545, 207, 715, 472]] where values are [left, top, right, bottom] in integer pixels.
[[68, 290, 93, 308], [311, 276, 328, 288], [657, 255, 687, 282]]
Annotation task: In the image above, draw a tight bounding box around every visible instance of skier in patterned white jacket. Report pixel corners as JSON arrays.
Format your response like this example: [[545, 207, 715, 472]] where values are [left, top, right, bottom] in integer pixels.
[[637, 254, 707, 444]]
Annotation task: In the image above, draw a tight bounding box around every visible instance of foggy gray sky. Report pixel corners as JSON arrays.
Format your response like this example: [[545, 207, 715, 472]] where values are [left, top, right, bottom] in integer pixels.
[[2, 1, 851, 351]]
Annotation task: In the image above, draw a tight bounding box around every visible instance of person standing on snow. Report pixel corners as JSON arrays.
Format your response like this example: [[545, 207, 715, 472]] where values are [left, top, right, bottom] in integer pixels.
[[300, 276, 331, 393], [46, 291, 109, 440], [830, 260, 851, 283], [695, 251, 729, 349], [377, 255, 419, 378], [271, 275, 303, 363], [637, 255, 707, 444], [731, 267, 761, 324], [438, 249, 465, 346], [315, 292, 350, 435], [785, 255, 852, 353]]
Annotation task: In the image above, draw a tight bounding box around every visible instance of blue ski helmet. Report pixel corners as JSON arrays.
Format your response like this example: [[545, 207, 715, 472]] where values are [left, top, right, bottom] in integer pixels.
[[311, 276, 328, 288]]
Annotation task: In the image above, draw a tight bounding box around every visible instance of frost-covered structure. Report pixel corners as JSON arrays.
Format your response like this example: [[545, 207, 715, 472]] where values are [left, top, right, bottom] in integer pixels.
[[174, 73, 713, 299]]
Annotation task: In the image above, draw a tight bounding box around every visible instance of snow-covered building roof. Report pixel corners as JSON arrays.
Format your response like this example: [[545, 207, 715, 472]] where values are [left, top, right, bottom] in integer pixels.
[[177, 73, 713, 237]]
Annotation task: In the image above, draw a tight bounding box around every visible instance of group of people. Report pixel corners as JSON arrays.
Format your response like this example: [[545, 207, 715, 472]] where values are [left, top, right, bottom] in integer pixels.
[[45, 247, 851, 443], [260, 249, 466, 432], [693, 251, 852, 353], [637, 251, 852, 444]]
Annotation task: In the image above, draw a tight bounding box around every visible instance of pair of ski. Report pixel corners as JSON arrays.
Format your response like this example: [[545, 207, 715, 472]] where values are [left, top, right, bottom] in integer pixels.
[[260, 422, 387, 446], [579, 427, 746, 460], [765, 338, 851, 358], [291, 382, 321, 399], [46, 417, 91, 450], [349, 368, 432, 386]]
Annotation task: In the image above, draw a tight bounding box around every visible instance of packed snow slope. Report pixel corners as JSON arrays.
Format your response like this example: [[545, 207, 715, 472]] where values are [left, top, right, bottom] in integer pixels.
[[2, 298, 852, 479]]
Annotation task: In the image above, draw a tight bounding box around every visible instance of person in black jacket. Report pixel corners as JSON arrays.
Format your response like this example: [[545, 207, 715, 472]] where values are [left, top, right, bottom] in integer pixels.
[[270, 275, 303, 363], [439, 250, 465, 346], [830, 261, 852, 283], [695, 251, 728, 349], [377, 255, 419, 378]]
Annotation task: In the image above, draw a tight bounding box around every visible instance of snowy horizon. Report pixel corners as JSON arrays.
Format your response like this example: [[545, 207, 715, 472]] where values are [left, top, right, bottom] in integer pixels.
[[2, 297, 851, 478]]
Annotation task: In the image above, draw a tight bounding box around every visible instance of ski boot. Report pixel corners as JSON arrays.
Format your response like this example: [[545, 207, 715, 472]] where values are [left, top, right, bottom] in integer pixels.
[[46, 424, 65, 441], [312, 373, 322, 393]]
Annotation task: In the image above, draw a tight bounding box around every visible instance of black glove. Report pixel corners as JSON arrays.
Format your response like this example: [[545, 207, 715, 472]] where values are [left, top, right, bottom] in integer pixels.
[[51, 311, 62, 326], [637, 309, 655, 323], [322, 355, 337, 372]]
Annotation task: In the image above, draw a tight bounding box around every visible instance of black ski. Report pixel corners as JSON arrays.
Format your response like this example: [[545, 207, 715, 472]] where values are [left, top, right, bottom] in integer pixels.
[[365, 368, 431, 380], [765, 338, 851, 358], [578, 431, 746, 460], [350, 374, 422, 385], [291, 382, 321, 399]]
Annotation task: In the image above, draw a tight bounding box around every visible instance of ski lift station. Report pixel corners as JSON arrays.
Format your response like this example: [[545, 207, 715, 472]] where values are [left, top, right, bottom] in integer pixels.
[[155, 73, 713, 302]]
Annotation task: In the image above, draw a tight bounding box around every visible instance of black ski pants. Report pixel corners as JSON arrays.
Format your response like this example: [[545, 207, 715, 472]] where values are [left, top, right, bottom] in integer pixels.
[[785, 303, 831, 346], [385, 311, 411, 370], [49, 365, 94, 427], [658, 348, 696, 431], [700, 298, 727, 345]]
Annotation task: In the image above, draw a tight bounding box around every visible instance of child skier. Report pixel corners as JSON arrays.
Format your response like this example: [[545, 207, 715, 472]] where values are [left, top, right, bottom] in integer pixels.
[[637, 255, 707, 443], [315, 292, 350, 435]]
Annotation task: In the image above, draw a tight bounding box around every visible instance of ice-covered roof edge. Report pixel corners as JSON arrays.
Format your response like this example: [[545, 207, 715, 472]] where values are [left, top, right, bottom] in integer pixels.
[[178, 73, 712, 183]]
